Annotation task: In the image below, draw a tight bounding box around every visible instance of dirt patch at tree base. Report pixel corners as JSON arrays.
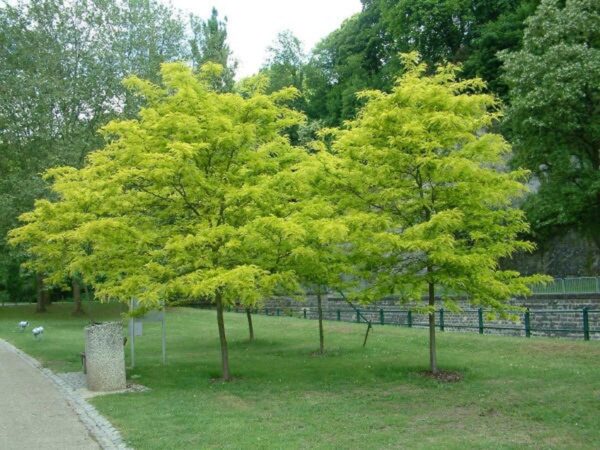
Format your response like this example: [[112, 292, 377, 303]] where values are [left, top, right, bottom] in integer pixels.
[[419, 370, 463, 383]]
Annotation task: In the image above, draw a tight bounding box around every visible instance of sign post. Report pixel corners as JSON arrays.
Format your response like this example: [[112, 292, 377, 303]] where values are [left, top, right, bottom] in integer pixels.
[[129, 299, 166, 368]]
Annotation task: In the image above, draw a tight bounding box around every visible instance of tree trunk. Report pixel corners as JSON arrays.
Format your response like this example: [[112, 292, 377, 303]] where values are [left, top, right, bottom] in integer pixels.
[[72, 279, 84, 315], [42, 283, 50, 306], [428, 281, 438, 374], [215, 291, 231, 381], [245, 308, 254, 341], [35, 273, 46, 313], [83, 284, 91, 302], [317, 291, 324, 354]]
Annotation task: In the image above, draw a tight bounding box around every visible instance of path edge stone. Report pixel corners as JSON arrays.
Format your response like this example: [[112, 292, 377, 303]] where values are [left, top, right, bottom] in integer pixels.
[[0, 339, 129, 450]]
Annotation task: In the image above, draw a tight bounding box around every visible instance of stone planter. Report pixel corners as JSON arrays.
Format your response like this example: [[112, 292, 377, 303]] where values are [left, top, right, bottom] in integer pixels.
[[84, 322, 126, 392]]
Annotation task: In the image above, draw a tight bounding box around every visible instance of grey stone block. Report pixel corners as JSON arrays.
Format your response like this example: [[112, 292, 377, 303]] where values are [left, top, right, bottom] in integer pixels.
[[85, 322, 126, 392]]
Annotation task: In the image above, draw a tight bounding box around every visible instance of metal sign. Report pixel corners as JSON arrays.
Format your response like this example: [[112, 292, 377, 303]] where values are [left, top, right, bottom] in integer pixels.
[[128, 320, 143, 337], [129, 299, 167, 368]]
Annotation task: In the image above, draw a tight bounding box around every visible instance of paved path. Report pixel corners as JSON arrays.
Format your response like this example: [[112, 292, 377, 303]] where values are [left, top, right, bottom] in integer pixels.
[[0, 341, 101, 450]]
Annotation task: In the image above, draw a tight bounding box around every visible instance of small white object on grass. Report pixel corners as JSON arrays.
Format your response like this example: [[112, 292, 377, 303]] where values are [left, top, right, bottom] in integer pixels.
[[18, 321, 29, 331], [32, 326, 44, 339]]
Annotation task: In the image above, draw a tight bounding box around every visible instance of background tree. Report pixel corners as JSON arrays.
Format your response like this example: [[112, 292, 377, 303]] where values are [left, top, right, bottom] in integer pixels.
[[259, 31, 308, 144], [262, 31, 306, 94], [190, 7, 237, 92], [303, 4, 392, 125], [501, 0, 600, 251], [462, 0, 540, 99], [327, 54, 546, 373], [0, 0, 189, 304], [301, 0, 539, 126]]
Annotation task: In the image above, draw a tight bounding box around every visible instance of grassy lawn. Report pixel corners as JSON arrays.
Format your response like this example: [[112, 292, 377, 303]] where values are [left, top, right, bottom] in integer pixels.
[[1, 303, 599, 449]]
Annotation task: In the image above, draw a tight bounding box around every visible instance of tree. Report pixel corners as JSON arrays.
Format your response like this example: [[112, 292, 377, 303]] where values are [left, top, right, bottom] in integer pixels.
[[260, 31, 308, 144], [282, 193, 352, 354], [327, 53, 545, 373], [294, 219, 351, 355], [10, 62, 308, 381], [381, 0, 474, 65], [0, 0, 189, 307], [304, 4, 392, 125], [462, 0, 540, 99], [500, 0, 600, 251], [262, 31, 306, 94], [380, 0, 524, 68], [222, 166, 352, 352], [302, 1, 537, 126], [190, 7, 237, 91]]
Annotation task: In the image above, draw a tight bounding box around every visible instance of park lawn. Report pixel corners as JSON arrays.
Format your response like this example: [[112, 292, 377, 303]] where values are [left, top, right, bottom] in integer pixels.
[[0, 303, 599, 449]]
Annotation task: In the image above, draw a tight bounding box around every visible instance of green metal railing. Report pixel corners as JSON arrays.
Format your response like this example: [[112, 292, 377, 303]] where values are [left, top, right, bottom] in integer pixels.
[[530, 277, 600, 295], [252, 306, 599, 341], [385, 277, 600, 300]]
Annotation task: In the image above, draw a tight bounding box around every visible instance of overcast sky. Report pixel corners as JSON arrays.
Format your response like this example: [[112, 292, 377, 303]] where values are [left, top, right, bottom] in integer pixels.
[[173, 0, 363, 78]]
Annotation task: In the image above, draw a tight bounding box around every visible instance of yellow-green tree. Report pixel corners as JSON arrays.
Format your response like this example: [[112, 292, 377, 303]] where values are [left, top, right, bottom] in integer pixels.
[[8, 198, 75, 312], [10, 62, 309, 380], [286, 199, 352, 355], [327, 54, 546, 374], [231, 159, 353, 353]]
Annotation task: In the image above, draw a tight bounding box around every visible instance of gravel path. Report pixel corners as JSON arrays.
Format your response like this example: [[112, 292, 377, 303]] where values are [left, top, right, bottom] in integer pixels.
[[0, 339, 128, 449]]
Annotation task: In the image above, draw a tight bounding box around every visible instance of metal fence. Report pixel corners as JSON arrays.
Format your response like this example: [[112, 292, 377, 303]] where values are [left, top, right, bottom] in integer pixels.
[[239, 305, 600, 341], [530, 277, 600, 295]]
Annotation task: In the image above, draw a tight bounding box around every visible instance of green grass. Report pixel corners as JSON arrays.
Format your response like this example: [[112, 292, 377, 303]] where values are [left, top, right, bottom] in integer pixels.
[[1, 303, 599, 449]]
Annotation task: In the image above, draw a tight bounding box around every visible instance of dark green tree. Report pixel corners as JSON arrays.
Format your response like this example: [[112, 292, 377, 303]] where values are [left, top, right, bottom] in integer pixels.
[[501, 0, 600, 250], [260, 31, 308, 143], [302, 0, 537, 125], [0, 0, 188, 303], [303, 3, 393, 125], [380, 0, 520, 66], [190, 7, 237, 91], [462, 1, 540, 98], [262, 31, 306, 94]]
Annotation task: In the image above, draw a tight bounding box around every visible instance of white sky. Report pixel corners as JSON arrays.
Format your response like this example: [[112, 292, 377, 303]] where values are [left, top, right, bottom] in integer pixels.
[[172, 0, 363, 78]]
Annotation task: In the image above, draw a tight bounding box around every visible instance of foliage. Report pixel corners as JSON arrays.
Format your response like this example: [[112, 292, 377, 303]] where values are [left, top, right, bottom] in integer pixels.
[[282, 187, 355, 353], [500, 0, 600, 249], [262, 31, 306, 95], [11, 62, 309, 304], [190, 7, 237, 92], [259, 31, 308, 144], [0, 0, 189, 293], [303, 4, 393, 125], [324, 53, 547, 371], [302, 0, 538, 126], [381, 0, 522, 66], [462, 0, 540, 98]]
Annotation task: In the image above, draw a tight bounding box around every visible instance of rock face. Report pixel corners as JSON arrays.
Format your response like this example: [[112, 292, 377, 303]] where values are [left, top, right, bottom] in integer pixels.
[[84, 322, 126, 392], [505, 230, 600, 276]]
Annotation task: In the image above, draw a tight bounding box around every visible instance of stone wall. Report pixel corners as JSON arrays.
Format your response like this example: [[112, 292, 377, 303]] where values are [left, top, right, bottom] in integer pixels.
[[262, 294, 600, 340]]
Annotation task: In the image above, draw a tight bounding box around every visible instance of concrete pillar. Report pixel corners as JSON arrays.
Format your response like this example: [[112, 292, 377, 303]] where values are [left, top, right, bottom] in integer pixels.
[[85, 322, 126, 392]]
